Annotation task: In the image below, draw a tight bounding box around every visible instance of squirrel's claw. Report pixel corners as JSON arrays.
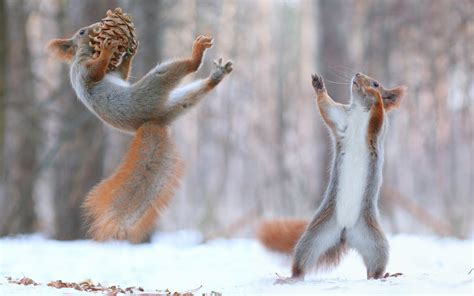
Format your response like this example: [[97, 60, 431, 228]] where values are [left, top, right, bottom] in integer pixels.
[[213, 58, 233, 74], [210, 58, 233, 83], [224, 62, 233, 73], [213, 58, 222, 67], [194, 35, 214, 49]]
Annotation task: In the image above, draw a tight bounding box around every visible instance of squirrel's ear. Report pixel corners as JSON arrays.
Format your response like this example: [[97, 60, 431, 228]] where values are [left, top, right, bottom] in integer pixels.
[[46, 38, 75, 63], [382, 86, 407, 111]]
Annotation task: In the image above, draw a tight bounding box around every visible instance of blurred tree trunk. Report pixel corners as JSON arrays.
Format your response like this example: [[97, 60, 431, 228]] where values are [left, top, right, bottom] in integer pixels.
[[274, 3, 299, 214], [317, 0, 352, 102], [194, 0, 223, 232], [50, 0, 117, 240], [128, 0, 165, 77], [0, 0, 7, 171], [0, 0, 38, 235]]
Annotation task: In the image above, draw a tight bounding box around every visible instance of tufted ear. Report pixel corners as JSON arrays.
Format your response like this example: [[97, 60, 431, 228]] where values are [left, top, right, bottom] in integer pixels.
[[382, 86, 407, 111], [45, 38, 75, 63]]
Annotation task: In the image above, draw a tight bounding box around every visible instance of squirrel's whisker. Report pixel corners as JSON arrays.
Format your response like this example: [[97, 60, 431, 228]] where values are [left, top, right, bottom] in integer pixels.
[[324, 79, 350, 85]]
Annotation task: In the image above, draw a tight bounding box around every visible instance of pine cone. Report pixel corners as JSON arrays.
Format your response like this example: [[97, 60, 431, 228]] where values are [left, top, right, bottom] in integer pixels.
[[89, 7, 139, 71]]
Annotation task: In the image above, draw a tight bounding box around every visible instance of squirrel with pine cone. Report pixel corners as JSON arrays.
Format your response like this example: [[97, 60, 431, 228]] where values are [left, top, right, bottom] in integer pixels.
[[46, 8, 233, 243]]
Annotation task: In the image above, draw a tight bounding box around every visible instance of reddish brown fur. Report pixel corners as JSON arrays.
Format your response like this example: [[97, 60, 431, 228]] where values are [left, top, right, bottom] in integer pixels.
[[257, 219, 308, 253], [84, 43, 115, 83], [366, 87, 385, 153], [189, 36, 212, 71], [83, 123, 184, 243]]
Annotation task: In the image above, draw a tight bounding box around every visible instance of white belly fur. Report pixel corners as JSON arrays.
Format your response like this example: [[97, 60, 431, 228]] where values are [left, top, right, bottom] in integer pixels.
[[336, 107, 370, 228]]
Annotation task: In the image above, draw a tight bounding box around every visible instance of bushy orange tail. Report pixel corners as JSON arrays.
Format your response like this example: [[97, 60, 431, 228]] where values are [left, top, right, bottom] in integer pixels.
[[257, 219, 308, 253], [83, 122, 184, 243]]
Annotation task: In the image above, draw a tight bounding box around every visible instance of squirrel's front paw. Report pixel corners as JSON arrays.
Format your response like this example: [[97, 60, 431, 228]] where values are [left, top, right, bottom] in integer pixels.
[[210, 58, 233, 82], [100, 39, 120, 55], [214, 58, 233, 73], [124, 40, 139, 60], [192, 35, 213, 56], [311, 73, 326, 92]]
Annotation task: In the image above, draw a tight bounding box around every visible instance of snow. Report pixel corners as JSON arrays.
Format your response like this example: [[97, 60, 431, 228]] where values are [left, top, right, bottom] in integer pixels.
[[0, 231, 472, 295]]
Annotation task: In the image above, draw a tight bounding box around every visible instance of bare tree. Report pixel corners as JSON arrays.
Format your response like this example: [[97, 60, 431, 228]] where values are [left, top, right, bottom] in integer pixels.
[[0, 0, 38, 235], [0, 0, 7, 171], [317, 0, 353, 102], [49, 0, 118, 240]]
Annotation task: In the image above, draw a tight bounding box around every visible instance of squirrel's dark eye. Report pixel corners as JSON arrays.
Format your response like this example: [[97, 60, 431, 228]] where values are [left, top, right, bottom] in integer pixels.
[[79, 29, 86, 36], [373, 81, 379, 87]]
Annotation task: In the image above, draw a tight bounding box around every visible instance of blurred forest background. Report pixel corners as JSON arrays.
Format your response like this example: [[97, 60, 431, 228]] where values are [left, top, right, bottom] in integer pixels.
[[0, 0, 472, 241]]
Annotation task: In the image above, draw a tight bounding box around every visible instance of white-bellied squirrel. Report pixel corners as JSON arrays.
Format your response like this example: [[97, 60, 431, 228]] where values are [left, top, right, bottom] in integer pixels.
[[258, 73, 406, 280], [46, 22, 233, 243]]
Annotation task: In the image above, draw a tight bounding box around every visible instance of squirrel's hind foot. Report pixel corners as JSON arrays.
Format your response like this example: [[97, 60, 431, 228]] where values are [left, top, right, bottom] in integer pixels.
[[383, 272, 403, 279]]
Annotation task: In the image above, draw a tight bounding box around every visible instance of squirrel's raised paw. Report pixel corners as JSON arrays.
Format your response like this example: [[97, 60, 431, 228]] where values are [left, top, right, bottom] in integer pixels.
[[100, 39, 121, 53], [192, 35, 214, 54], [210, 58, 233, 83], [311, 73, 326, 91], [195, 35, 214, 48], [190, 35, 214, 71], [213, 58, 233, 74]]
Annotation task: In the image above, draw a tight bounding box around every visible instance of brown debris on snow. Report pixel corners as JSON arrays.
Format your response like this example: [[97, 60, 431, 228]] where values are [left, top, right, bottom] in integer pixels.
[[6, 276, 39, 286], [47, 279, 145, 294], [5, 276, 220, 295]]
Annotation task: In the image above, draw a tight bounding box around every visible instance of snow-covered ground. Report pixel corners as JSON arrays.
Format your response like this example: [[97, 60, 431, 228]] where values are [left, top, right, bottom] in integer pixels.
[[0, 231, 472, 295]]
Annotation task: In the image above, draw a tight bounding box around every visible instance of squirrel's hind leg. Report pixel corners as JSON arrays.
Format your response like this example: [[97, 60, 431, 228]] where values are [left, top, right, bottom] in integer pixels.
[[347, 213, 389, 279], [291, 214, 342, 279]]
